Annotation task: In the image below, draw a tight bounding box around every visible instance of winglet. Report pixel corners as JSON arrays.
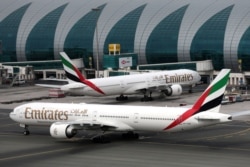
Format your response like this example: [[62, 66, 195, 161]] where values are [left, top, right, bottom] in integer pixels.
[[60, 52, 105, 95], [165, 69, 230, 130]]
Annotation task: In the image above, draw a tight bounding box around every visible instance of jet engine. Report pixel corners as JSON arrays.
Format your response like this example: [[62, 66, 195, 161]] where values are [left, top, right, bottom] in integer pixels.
[[163, 84, 182, 96], [50, 123, 77, 139]]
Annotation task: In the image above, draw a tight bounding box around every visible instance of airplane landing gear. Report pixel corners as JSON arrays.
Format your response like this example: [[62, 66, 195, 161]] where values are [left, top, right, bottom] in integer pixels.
[[141, 90, 153, 102], [188, 85, 193, 93], [116, 94, 128, 101], [92, 135, 110, 143], [141, 95, 153, 102], [122, 131, 139, 140], [23, 130, 30, 135], [23, 125, 30, 135]]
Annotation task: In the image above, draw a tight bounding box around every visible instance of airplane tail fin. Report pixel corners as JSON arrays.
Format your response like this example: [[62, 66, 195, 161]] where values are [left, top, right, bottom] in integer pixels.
[[192, 69, 230, 113], [60, 52, 105, 95], [165, 69, 230, 130], [60, 52, 86, 84]]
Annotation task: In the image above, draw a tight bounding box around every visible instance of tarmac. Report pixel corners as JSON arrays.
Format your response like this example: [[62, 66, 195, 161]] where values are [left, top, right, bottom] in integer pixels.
[[1, 84, 250, 167]]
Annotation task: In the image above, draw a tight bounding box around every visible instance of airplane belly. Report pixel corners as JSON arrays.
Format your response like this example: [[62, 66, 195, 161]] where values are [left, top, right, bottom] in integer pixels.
[[133, 120, 171, 132], [83, 88, 105, 96], [166, 119, 199, 132], [84, 85, 125, 96], [20, 119, 55, 126]]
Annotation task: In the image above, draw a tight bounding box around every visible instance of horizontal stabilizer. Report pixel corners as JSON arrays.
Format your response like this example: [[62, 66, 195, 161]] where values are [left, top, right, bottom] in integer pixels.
[[61, 82, 86, 89], [35, 84, 62, 88], [196, 115, 220, 121]]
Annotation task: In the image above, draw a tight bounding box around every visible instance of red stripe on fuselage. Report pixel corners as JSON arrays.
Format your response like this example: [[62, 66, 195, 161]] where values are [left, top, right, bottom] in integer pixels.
[[83, 79, 105, 95], [164, 87, 211, 130], [73, 66, 105, 95]]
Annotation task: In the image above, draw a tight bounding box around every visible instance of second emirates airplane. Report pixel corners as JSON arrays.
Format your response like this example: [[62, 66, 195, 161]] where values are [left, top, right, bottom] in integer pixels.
[[10, 69, 232, 142], [37, 52, 201, 101]]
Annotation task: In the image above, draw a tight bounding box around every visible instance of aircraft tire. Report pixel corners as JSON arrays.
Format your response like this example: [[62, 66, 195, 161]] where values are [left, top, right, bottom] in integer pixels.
[[24, 130, 30, 135], [92, 136, 110, 143]]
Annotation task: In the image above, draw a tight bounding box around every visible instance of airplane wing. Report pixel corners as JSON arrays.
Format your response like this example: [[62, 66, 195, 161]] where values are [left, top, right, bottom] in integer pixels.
[[64, 119, 133, 131], [41, 78, 67, 81], [122, 83, 148, 94], [98, 120, 134, 131], [124, 82, 182, 97], [36, 78, 68, 88], [122, 83, 166, 93], [140, 84, 170, 91], [36, 82, 85, 89]]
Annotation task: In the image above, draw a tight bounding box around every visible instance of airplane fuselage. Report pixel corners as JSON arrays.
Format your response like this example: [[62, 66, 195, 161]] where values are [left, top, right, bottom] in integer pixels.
[[61, 69, 200, 96], [10, 102, 231, 133]]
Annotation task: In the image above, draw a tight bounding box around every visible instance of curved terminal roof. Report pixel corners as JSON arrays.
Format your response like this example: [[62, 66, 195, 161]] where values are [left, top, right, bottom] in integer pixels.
[[0, 0, 250, 71]]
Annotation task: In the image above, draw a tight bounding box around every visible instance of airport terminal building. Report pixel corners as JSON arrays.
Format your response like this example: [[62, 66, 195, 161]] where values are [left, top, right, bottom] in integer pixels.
[[0, 0, 250, 72]]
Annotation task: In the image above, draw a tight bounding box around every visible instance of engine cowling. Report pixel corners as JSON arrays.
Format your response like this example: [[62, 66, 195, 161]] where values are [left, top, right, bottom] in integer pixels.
[[50, 123, 77, 139], [164, 84, 182, 96]]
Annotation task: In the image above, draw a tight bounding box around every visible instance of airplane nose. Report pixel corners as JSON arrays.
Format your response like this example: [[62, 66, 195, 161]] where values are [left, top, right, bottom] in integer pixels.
[[9, 111, 16, 121], [197, 73, 201, 81]]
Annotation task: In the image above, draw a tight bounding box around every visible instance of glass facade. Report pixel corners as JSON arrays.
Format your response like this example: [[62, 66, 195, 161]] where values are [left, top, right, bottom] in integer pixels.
[[0, 3, 30, 62], [64, 4, 105, 68], [146, 5, 188, 64], [238, 26, 250, 71], [138, 62, 196, 71], [25, 4, 68, 61], [190, 5, 234, 70], [104, 5, 146, 54]]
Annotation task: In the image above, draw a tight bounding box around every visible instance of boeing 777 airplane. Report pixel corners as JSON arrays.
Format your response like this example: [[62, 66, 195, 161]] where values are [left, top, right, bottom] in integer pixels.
[[37, 52, 201, 101], [10, 69, 232, 143]]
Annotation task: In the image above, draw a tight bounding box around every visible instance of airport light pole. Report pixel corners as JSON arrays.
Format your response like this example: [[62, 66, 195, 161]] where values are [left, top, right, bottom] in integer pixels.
[[92, 8, 100, 78]]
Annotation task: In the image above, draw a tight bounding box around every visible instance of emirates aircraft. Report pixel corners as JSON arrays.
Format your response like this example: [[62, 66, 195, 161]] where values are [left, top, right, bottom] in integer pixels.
[[10, 69, 232, 143], [37, 52, 201, 101]]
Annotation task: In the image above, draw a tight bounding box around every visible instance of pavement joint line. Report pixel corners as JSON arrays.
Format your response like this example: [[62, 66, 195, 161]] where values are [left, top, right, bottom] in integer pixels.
[[239, 133, 246, 136], [0, 96, 51, 104], [139, 141, 250, 152], [0, 117, 10, 120], [0, 123, 19, 127], [186, 127, 250, 141], [0, 147, 75, 161]]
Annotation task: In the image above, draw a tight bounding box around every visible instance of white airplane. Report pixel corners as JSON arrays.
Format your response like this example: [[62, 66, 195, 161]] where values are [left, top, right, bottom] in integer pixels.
[[10, 69, 232, 143], [37, 52, 201, 101]]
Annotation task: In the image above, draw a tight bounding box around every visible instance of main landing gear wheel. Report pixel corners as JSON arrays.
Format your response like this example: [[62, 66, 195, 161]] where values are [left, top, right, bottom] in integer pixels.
[[122, 132, 139, 140], [116, 95, 128, 101], [188, 85, 193, 93], [141, 96, 153, 102], [141, 91, 153, 102], [92, 135, 110, 143]]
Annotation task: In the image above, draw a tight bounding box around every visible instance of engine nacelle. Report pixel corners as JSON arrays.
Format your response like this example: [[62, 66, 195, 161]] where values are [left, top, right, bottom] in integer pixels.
[[50, 123, 77, 139], [164, 84, 182, 96]]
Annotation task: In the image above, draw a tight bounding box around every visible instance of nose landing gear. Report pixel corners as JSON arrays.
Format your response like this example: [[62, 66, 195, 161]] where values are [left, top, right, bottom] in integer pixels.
[[20, 124, 30, 135]]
